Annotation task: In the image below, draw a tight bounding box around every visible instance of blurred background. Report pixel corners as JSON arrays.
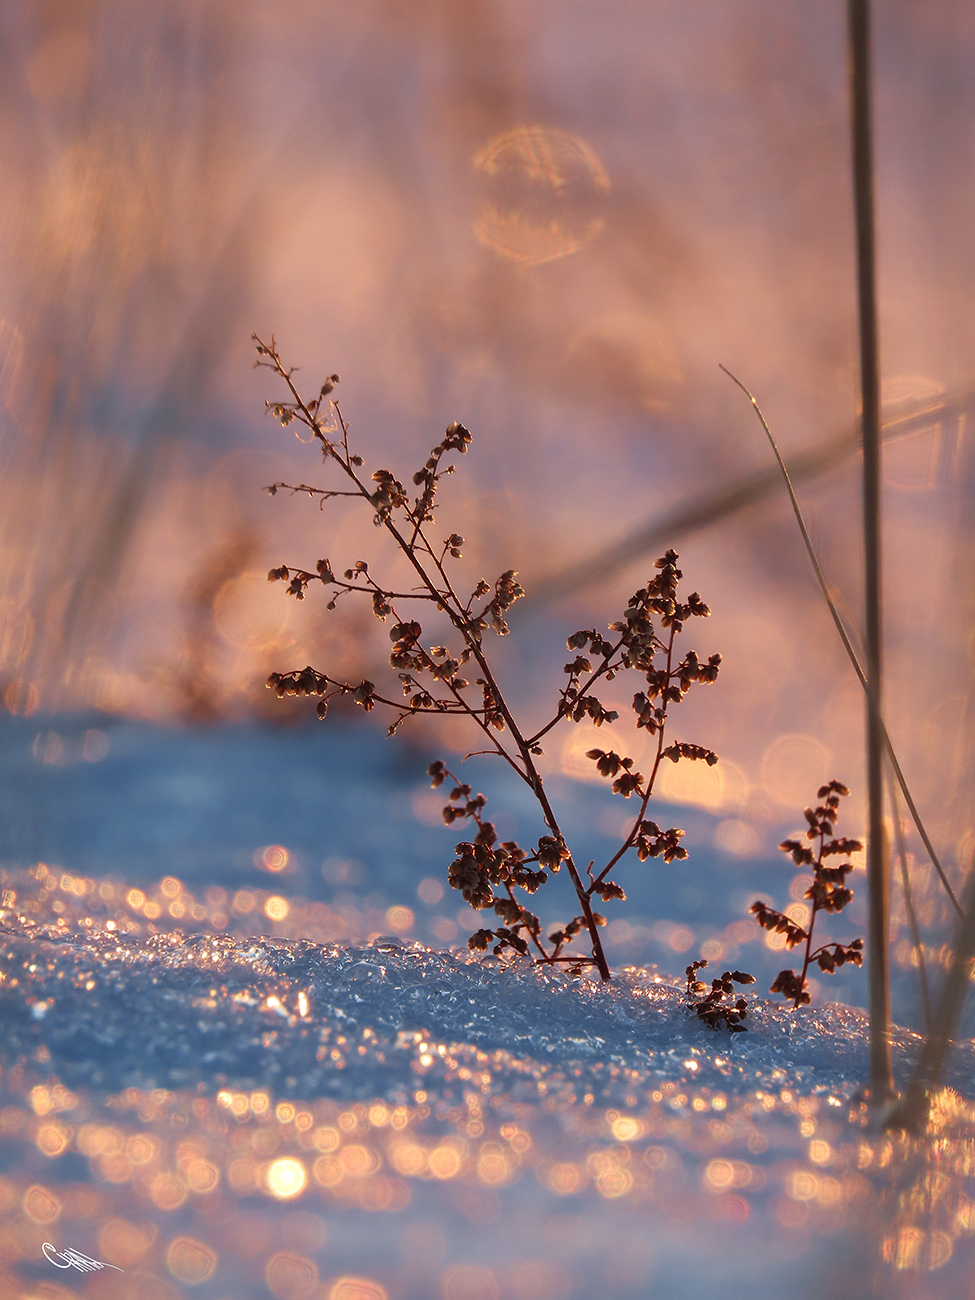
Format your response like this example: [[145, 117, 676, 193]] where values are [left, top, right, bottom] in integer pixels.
[[1, 0, 973, 1024]]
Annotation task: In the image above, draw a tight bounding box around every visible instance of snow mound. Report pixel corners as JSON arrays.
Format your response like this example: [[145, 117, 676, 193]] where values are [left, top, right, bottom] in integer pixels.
[[0, 923, 957, 1105]]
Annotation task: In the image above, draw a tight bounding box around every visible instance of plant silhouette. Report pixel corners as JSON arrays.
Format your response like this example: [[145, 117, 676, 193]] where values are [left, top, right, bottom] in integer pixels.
[[751, 780, 864, 1007], [255, 336, 722, 981], [685, 960, 756, 1032]]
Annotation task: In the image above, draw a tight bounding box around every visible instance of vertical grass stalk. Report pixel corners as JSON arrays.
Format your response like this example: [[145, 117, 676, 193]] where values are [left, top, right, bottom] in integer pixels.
[[887, 853, 975, 1131], [848, 0, 893, 1101]]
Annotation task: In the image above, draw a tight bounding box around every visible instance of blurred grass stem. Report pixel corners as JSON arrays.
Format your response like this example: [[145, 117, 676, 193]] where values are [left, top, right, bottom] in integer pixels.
[[887, 852, 975, 1131], [718, 367, 960, 920], [887, 769, 932, 1034], [849, 0, 892, 1101]]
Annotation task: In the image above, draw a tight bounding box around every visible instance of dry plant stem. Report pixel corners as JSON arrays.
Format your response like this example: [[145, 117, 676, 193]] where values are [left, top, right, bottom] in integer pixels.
[[886, 850, 975, 1132], [531, 386, 970, 603], [719, 365, 961, 920], [752, 781, 864, 1008], [589, 625, 676, 891], [848, 0, 893, 1102], [258, 338, 721, 981], [372, 507, 612, 977], [887, 769, 932, 1034], [795, 818, 850, 1007], [256, 339, 612, 979]]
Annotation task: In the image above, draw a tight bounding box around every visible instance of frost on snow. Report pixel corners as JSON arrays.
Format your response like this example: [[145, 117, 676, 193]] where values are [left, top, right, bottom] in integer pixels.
[[0, 715, 973, 1298], [0, 925, 955, 1102], [1, 921, 975, 1299]]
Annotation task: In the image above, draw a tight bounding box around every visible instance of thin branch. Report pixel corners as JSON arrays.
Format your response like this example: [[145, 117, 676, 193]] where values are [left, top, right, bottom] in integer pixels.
[[590, 621, 677, 891], [264, 481, 360, 500]]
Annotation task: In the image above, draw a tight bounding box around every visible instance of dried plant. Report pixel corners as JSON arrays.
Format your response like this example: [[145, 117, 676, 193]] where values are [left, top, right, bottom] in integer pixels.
[[751, 780, 864, 1008], [254, 335, 722, 981], [685, 960, 755, 1032]]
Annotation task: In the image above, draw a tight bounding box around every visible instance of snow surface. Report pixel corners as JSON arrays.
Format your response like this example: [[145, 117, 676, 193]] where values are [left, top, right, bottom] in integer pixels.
[[0, 715, 972, 1300], [0, 926, 958, 1103]]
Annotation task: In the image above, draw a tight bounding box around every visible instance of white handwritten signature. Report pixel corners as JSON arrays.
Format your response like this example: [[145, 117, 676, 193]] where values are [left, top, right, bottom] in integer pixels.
[[42, 1242, 124, 1273]]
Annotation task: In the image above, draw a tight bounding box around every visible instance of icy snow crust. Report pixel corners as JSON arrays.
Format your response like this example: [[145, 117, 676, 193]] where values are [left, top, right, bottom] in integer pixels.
[[3, 925, 975, 1300], [0, 926, 945, 1102], [1, 717, 973, 1298]]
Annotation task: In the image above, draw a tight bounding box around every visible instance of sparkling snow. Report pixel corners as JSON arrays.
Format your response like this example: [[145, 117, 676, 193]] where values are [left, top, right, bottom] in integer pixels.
[[0, 716, 972, 1299]]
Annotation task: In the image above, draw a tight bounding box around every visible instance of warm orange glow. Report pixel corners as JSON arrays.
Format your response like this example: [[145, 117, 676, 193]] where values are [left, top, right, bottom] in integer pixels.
[[428, 1143, 463, 1180], [788, 1170, 820, 1202], [313, 1156, 343, 1188], [259, 844, 290, 872], [704, 1159, 735, 1192], [149, 1171, 186, 1210], [544, 1162, 586, 1196], [666, 925, 694, 954], [314, 1126, 340, 1153], [760, 735, 831, 809], [266, 1251, 319, 1300], [23, 1184, 61, 1224], [228, 1156, 260, 1194], [265, 1156, 308, 1199], [98, 1217, 157, 1269], [30, 1086, 52, 1116], [35, 1120, 71, 1157], [327, 1278, 388, 1300], [808, 1140, 833, 1167], [656, 754, 736, 812], [127, 1126, 159, 1157], [340, 1145, 381, 1178], [609, 1115, 644, 1142], [265, 895, 289, 921], [389, 1143, 426, 1178], [166, 1236, 217, 1284], [185, 1158, 219, 1193], [384, 905, 413, 934]]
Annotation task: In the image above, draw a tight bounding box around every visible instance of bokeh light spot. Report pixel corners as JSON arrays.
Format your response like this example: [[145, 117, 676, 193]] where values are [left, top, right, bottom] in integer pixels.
[[266, 1251, 319, 1300], [440, 1264, 500, 1300], [474, 126, 608, 267], [265, 896, 289, 921], [417, 877, 443, 904], [704, 1159, 735, 1192], [98, 1217, 157, 1269], [384, 905, 413, 934], [259, 844, 290, 872], [544, 1162, 585, 1195], [166, 1235, 217, 1284], [714, 818, 760, 857], [328, 1278, 388, 1300], [23, 1183, 61, 1224], [610, 1115, 643, 1142], [266, 1157, 307, 1200]]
